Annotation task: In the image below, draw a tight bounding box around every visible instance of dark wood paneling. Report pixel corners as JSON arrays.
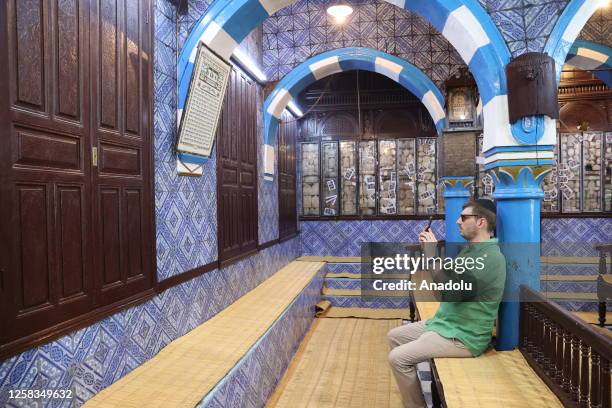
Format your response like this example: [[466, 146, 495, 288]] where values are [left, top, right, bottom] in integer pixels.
[[99, 143, 141, 175], [2, 0, 94, 347], [17, 184, 51, 310], [14, 126, 81, 170], [56, 0, 81, 120], [91, 0, 153, 306], [100, 188, 121, 286], [217, 67, 259, 262], [98, 0, 118, 129], [13, 0, 45, 110], [278, 111, 297, 240], [57, 185, 86, 298], [0, 0, 154, 357], [125, 189, 144, 279]]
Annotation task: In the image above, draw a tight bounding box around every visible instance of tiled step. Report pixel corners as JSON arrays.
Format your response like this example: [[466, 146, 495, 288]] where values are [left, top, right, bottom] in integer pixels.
[[542, 264, 599, 276], [322, 295, 411, 309]]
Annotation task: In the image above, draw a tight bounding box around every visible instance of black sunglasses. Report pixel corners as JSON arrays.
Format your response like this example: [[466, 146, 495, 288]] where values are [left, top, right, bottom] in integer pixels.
[[460, 214, 480, 222]]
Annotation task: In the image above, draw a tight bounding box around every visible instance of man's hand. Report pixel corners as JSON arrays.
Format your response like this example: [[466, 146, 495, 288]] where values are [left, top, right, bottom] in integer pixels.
[[418, 229, 437, 243], [419, 229, 438, 259]]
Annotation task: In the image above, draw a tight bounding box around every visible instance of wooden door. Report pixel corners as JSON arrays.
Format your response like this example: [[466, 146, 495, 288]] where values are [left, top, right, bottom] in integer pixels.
[[90, 0, 153, 306], [217, 67, 258, 263], [278, 111, 297, 239], [0, 0, 153, 352]]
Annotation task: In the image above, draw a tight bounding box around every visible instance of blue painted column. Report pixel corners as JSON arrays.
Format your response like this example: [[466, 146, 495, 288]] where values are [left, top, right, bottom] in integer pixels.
[[441, 176, 474, 257], [490, 165, 551, 350]]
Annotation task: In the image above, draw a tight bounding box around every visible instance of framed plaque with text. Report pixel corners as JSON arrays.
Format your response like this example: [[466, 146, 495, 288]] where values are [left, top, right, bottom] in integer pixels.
[[447, 87, 474, 123], [177, 42, 231, 160]]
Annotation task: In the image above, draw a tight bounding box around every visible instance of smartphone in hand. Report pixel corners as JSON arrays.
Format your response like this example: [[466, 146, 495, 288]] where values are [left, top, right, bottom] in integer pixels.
[[425, 216, 433, 232]]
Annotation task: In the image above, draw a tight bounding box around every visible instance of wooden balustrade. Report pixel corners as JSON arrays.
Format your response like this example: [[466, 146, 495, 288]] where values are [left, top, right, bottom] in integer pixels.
[[520, 285, 611, 408], [596, 244, 612, 327]]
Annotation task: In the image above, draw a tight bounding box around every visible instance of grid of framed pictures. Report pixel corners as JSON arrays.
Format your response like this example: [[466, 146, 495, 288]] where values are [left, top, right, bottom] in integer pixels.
[[300, 138, 439, 217], [477, 132, 611, 213]]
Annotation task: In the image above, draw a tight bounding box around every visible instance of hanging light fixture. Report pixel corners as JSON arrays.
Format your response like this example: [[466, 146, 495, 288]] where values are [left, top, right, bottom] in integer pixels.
[[327, 2, 353, 24]]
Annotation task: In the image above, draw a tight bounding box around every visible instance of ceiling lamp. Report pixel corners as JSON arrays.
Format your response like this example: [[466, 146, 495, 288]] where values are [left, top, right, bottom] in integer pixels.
[[327, 3, 353, 24]]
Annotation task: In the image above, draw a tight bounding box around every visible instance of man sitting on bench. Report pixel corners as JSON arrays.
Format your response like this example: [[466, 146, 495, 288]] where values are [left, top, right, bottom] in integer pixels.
[[387, 199, 506, 408]]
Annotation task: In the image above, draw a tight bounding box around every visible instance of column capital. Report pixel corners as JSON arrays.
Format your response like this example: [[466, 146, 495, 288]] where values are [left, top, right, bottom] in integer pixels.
[[490, 164, 552, 200], [441, 176, 474, 198]]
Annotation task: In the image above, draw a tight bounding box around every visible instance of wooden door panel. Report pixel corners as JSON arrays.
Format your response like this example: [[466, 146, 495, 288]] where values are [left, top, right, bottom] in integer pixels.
[[55, 0, 84, 122], [56, 184, 87, 299], [98, 142, 141, 176], [91, 0, 152, 305], [125, 189, 144, 279], [1, 0, 94, 348], [98, 0, 119, 130], [278, 111, 297, 239], [15, 183, 52, 311], [218, 67, 259, 262], [10, 0, 46, 112], [99, 187, 122, 287], [13, 125, 82, 171], [7, 0, 89, 132]]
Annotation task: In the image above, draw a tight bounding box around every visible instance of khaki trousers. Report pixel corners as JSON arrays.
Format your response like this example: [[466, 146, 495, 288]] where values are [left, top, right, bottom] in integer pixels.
[[387, 321, 473, 408]]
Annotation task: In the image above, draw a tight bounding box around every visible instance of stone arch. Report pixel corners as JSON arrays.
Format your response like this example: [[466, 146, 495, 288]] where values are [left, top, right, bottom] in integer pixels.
[[261, 48, 446, 180]]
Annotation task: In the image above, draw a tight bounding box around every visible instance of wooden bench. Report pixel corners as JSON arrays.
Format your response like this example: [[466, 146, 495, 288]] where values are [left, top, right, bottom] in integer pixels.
[[84, 261, 325, 408], [413, 300, 564, 408], [413, 286, 612, 408]]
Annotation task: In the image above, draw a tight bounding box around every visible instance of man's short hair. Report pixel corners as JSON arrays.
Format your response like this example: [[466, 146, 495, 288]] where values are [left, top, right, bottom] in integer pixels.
[[463, 199, 496, 233]]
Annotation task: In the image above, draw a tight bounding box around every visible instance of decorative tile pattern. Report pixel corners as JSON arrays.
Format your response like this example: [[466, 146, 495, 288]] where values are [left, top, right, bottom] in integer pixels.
[[262, 0, 466, 87], [262, 0, 576, 80], [578, 7, 612, 45], [479, 0, 570, 57], [541, 218, 612, 256], [258, 89, 280, 245], [0, 238, 301, 407], [541, 263, 599, 276], [322, 295, 411, 308], [555, 301, 601, 312], [541, 281, 598, 293], [326, 263, 362, 273], [299, 220, 445, 256]]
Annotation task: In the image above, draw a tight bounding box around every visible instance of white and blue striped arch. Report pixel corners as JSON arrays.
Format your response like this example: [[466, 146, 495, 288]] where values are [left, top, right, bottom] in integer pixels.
[[176, 0, 517, 169], [545, 0, 601, 83], [261, 48, 446, 181], [565, 40, 612, 87]]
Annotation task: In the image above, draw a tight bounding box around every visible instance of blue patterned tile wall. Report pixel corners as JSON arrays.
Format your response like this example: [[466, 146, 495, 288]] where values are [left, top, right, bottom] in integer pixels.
[[0, 237, 301, 408], [478, 0, 570, 56], [155, 0, 220, 281], [258, 88, 280, 244], [262, 0, 466, 87], [301, 218, 611, 258], [541, 218, 612, 256], [299, 220, 445, 256], [262, 0, 579, 83], [155, 0, 277, 278], [197, 267, 324, 408]]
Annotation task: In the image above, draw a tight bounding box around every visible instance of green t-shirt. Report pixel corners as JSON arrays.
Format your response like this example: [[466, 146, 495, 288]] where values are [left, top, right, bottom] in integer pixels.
[[424, 238, 506, 356]]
